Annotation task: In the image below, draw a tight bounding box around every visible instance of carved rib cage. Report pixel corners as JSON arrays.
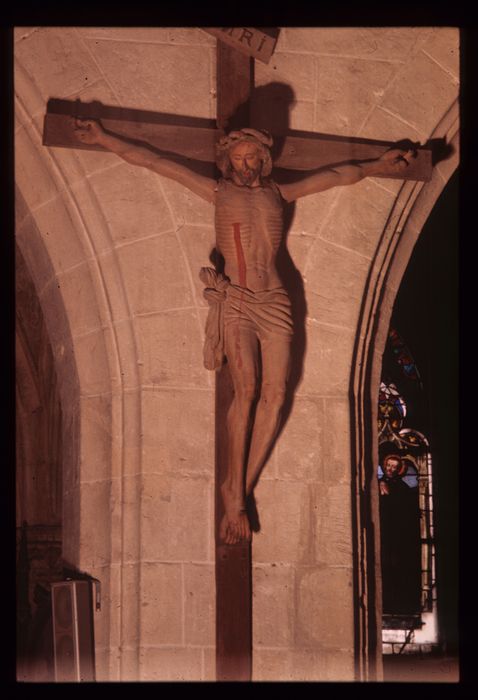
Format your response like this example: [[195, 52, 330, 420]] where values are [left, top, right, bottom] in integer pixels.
[[215, 179, 284, 284]]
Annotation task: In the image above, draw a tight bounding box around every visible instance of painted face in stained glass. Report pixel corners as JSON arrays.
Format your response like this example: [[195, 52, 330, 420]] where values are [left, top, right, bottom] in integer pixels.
[[384, 457, 402, 478]]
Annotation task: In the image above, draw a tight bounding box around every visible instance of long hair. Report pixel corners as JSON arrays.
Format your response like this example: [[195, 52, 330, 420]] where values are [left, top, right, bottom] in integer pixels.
[[216, 128, 273, 178]]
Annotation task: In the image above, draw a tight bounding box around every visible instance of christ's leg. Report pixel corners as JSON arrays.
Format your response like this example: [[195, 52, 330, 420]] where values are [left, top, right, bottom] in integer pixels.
[[220, 322, 259, 545], [245, 334, 291, 497]]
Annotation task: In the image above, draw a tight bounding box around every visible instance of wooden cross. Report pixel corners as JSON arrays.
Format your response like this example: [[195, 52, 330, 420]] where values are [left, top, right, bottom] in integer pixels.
[[42, 29, 432, 682]]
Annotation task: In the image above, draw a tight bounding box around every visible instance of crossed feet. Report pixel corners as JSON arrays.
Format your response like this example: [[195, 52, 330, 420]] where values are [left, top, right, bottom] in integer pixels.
[[220, 485, 252, 545]]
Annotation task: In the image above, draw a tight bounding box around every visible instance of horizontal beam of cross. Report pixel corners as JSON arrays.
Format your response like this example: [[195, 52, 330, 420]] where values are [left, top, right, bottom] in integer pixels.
[[43, 99, 432, 181]]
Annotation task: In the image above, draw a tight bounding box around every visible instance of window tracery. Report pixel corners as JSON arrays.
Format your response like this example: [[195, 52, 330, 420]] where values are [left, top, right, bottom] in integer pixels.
[[378, 328, 438, 654]]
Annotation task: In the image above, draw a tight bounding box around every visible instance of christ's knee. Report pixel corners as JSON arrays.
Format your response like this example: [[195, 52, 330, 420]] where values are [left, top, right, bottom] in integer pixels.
[[260, 381, 287, 411], [228, 380, 258, 423]]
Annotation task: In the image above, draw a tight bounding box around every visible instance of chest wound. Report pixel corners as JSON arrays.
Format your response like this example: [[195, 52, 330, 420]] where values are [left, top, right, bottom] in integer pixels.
[[233, 223, 247, 288]]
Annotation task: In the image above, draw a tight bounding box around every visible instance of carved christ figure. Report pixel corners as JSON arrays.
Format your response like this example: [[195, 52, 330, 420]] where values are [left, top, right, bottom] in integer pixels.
[[73, 119, 414, 545]]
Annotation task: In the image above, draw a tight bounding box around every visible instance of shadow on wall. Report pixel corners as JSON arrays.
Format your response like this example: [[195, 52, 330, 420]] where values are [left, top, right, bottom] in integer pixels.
[[252, 83, 307, 460]]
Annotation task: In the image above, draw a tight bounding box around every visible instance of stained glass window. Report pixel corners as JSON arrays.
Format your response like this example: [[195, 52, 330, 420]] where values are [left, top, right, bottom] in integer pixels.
[[378, 329, 438, 655], [387, 328, 422, 386]]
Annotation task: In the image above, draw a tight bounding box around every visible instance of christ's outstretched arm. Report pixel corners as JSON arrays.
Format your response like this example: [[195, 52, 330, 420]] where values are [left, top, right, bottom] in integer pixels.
[[277, 148, 415, 202], [73, 118, 217, 204]]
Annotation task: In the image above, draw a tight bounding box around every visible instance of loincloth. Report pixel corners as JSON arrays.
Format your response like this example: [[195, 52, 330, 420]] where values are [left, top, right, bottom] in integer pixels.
[[200, 267, 293, 370]]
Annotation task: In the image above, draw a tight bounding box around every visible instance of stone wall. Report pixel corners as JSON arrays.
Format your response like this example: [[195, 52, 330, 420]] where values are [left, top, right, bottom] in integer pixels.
[[16, 243, 63, 651], [14, 27, 459, 681]]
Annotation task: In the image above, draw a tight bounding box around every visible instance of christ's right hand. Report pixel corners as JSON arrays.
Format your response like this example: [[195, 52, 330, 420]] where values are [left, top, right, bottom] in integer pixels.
[[73, 117, 104, 145]]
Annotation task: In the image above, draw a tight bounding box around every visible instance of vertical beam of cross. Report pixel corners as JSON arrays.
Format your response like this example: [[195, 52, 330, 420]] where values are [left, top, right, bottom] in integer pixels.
[[216, 41, 254, 132], [214, 41, 254, 683]]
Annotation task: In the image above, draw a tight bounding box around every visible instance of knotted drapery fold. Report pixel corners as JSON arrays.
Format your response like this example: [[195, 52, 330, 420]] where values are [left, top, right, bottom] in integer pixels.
[[200, 267, 230, 370], [200, 267, 294, 371]]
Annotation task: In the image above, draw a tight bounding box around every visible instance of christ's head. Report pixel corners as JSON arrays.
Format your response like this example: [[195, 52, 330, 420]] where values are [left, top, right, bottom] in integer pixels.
[[216, 128, 273, 184], [228, 141, 263, 186]]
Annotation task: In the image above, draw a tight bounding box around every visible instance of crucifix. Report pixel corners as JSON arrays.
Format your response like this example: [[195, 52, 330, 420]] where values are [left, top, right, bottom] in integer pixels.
[[42, 27, 432, 682]]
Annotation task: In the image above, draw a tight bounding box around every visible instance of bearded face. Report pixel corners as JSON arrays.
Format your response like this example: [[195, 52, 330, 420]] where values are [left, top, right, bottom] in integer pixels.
[[384, 458, 402, 478], [228, 141, 263, 186]]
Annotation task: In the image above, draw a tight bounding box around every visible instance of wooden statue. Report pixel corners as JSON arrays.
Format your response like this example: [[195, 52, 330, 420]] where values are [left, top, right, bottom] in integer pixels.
[[72, 118, 414, 545]]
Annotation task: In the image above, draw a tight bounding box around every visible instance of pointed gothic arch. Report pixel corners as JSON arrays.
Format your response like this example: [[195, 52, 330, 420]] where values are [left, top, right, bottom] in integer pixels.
[[350, 100, 459, 680]]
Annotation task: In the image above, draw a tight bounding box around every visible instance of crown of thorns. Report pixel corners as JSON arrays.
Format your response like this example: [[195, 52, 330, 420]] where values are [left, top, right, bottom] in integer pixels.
[[216, 128, 274, 177]]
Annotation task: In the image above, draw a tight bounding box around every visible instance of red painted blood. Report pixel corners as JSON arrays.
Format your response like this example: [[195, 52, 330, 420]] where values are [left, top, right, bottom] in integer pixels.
[[233, 223, 247, 288]]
